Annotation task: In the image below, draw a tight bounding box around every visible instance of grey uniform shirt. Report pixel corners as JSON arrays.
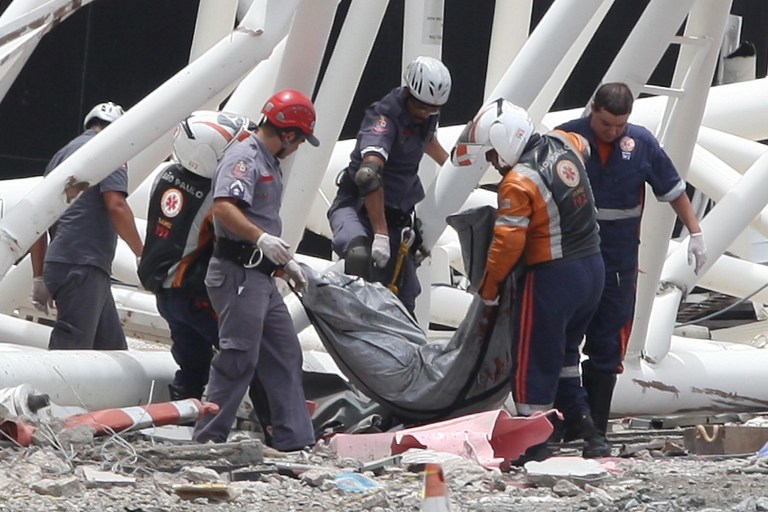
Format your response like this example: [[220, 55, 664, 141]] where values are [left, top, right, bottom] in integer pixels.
[[210, 133, 283, 240], [45, 129, 129, 274]]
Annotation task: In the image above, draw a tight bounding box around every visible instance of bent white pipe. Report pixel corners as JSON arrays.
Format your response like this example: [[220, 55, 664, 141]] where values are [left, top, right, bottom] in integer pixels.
[[614, 336, 768, 416], [0, 345, 177, 409], [0, 0, 302, 279]]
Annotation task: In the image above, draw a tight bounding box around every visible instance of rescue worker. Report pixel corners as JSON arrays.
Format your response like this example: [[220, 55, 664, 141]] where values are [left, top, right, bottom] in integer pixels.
[[555, 82, 707, 440], [138, 110, 252, 401], [30, 101, 144, 350], [328, 56, 452, 314], [192, 89, 318, 451], [452, 98, 611, 458]]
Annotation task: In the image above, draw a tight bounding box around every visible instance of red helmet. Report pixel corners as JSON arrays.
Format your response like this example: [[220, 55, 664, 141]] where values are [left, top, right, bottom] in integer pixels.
[[261, 89, 319, 146]]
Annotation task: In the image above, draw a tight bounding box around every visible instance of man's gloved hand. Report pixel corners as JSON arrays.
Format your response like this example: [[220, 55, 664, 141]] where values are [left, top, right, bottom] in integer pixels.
[[481, 296, 499, 307], [687, 232, 707, 275], [31, 276, 53, 315], [282, 260, 307, 294], [479, 279, 499, 307], [371, 233, 390, 268], [257, 233, 291, 265]]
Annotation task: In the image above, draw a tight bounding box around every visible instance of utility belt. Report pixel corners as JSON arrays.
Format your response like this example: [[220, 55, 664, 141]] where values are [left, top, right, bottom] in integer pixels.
[[384, 207, 413, 230], [213, 238, 279, 275]]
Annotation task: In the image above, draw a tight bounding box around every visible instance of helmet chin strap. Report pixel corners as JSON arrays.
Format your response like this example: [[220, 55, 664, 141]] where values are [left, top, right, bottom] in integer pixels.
[[275, 133, 292, 159]]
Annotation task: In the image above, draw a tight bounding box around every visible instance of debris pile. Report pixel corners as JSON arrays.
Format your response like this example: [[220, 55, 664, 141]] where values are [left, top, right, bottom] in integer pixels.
[[2, 393, 768, 512]]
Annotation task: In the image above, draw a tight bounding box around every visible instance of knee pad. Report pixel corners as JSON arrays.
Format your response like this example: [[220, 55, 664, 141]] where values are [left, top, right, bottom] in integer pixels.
[[354, 162, 383, 196], [344, 236, 372, 280]]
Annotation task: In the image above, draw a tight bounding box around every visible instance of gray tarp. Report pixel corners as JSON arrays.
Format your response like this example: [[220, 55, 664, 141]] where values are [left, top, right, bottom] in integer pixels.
[[301, 206, 515, 422]]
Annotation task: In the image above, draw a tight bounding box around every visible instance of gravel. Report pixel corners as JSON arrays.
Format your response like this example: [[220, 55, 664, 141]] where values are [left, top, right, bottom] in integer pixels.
[[1, 426, 768, 512]]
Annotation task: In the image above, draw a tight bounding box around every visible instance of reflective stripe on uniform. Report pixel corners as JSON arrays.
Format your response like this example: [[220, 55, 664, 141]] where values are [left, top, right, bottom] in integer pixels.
[[657, 180, 686, 202], [495, 215, 530, 228], [516, 402, 554, 416], [361, 145, 389, 161], [596, 205, 642, 220], [559, 365, 581, 378]]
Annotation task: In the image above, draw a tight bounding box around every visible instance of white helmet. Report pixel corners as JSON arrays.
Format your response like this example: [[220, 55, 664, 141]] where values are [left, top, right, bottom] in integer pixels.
[[452, 98, 534, 168], [403, 56, 452, 106], [83, 101, 124, 130], [171, 110, 252, 179]]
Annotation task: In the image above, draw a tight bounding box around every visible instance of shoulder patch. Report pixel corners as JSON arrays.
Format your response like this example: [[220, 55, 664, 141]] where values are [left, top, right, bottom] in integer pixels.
[[228, 180, 245, 198], [371, 116, 389, 135], [556, 160, 580, 188], [232, 160, 248, 178]]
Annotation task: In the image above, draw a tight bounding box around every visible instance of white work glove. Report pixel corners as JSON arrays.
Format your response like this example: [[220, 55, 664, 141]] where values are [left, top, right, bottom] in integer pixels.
[[687, 232, 707, 275], [31, 276, 53, 315], [282, 260, 308, 294], [371, 233, 390, 268], [257, 233, 291, 265]]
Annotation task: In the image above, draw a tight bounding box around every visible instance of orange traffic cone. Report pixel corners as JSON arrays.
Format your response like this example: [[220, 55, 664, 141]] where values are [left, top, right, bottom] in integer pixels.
[[421, 463, 450, 511]]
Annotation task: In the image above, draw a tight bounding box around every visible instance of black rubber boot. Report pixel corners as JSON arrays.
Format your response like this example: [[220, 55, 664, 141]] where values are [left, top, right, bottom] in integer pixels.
[[168, 383, 203, 401], [583, 432, 612, 458], [581, 361, 617, 437], [567, 412, 611, 458]]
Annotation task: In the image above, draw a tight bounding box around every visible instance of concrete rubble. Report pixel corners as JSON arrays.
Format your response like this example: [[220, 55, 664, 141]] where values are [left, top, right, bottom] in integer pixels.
[[2, 396, 768, 511]]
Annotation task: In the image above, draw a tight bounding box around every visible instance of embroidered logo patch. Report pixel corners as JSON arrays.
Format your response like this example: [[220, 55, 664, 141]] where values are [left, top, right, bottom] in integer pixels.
[[556, 160, 580, 187], [619, 136, 635, 152], [371, 116, 389, 134], [228, 179, 245, 198], [232, 160, 248, 178], [160, 188, 183, 218]]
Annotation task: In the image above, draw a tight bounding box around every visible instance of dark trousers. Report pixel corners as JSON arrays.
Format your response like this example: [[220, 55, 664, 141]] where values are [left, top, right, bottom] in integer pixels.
[[328, 200, 420, 312], [511, 254, 604, 415], [44, 262, 126, 350], [156, 293, 218, 395], [583, 268, 637, 374]]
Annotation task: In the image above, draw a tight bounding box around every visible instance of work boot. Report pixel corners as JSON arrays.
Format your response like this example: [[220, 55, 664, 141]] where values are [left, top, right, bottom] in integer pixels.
[[567, 412, 611, 458], [168, 383, 203, 401], [582, 361, 618, 437], [583, 433, 612, 458], [511, 442, 551, 467]]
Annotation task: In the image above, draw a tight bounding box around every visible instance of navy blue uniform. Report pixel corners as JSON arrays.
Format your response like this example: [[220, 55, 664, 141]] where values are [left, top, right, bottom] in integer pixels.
[[556, 117, 686, 373], [193, 133, 314, 450], [328, 86, 439, 311], [44, 130, 129, 350]]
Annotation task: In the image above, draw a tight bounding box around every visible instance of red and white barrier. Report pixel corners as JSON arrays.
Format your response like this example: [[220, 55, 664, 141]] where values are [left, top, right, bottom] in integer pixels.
[[63, 399, 220, 436]]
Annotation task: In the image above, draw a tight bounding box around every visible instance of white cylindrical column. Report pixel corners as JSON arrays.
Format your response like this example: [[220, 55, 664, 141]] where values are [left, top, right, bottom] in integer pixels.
[[279, 1, 390, 249], [402, 0, 444, 67], [0, 346, 177, 409], [484, 0, 532, 99], [614, 337, 768, 416], [418, 0, 611, 251], [0, 0, 302, 279]]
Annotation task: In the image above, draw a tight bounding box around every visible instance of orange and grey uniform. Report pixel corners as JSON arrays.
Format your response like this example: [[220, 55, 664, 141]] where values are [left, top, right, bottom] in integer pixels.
[[480, 131, 604, 417]]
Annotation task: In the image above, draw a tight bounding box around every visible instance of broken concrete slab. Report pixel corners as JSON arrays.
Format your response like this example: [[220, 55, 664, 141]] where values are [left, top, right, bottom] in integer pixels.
[[79, 465, 137, 487], [524, 456, 609, 487]]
